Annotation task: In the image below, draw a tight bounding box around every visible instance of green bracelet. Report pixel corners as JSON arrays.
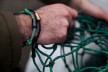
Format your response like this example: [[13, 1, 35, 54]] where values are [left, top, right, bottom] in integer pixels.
[[18, 8, 37, 47]]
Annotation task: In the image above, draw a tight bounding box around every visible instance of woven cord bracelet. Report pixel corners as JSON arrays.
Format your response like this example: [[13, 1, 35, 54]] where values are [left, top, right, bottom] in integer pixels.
[[17, 8, 41, 47], [21, 9, 37, 47], [29, 10, 41, 45]]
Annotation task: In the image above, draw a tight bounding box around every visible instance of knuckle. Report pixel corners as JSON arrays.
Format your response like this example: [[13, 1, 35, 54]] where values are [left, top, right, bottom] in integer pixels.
[[58, 32, 67, 40], [63, 20, 69, 27], [63, 11, 69, 17], [54, 4, 69, 18]]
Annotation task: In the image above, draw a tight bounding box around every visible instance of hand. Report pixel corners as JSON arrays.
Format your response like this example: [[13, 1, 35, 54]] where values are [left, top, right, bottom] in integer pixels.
[[36, 4, 78, 44], [69, 0, 108, 21], [15, 4, 78, 45]]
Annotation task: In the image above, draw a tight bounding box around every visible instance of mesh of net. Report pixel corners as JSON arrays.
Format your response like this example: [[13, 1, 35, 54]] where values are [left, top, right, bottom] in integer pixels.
[[31, 12, 108, 72]]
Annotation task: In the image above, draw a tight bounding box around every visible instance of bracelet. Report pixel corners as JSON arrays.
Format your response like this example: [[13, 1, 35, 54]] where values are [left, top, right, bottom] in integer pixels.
[[17, 8, 41, 47], [29, 10, 41, 45]]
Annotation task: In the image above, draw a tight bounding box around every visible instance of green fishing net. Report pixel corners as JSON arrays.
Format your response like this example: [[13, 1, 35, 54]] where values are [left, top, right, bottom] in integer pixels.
[[31, 12, 108, 72]]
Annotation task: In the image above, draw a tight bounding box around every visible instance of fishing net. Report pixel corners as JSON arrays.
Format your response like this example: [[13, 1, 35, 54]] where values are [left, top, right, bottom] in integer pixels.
[[31, 12, 108, 72]]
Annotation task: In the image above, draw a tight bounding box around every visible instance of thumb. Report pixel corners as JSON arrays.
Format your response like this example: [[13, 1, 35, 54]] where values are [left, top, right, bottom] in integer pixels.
[[67, 6, 78, 18], [66, 6, 78, 26]]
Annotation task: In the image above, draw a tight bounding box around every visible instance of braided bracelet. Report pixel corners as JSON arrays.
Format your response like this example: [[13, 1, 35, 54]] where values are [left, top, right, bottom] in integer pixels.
[[17, 8, 41, 47], [29, 9, 41, 45]]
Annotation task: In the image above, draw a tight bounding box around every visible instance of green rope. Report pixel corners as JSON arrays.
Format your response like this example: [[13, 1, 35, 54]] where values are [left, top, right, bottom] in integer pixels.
[[32, 12, 108, 72]]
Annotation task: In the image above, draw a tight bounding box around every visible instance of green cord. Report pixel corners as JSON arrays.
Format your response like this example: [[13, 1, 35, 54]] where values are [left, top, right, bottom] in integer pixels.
[[18, 8, 37, 46], [31, 12, 108, 72]]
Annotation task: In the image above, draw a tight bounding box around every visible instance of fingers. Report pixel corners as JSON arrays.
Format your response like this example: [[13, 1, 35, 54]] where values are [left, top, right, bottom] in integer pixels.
[[64, 6, 78, 26], [67, 6, 78, 18], [78, 0, 108, 21]]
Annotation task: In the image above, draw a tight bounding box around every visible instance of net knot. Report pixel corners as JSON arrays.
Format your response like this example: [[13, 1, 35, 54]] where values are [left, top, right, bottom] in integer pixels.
[[48, 61, 55, 67]]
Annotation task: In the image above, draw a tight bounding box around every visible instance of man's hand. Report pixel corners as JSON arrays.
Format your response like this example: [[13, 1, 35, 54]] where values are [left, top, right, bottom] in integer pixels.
[[36, 4, 78, 44], [15, 4, 78, 45], [69, 0, 108, 21]]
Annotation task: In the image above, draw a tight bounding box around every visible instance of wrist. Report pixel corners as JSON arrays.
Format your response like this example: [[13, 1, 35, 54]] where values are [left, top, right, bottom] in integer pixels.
[[15, 14, 32, 43]]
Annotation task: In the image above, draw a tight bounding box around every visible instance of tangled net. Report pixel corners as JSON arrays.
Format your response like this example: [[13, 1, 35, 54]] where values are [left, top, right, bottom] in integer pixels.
[[31, 12, 108, 72]]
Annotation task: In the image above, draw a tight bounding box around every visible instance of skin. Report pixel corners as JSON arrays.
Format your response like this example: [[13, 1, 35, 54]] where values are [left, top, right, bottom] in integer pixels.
[[16, 0, 108, 45], [70, 0, 108, 21], [16, 4, 78, 45]]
